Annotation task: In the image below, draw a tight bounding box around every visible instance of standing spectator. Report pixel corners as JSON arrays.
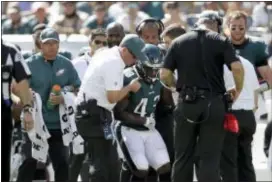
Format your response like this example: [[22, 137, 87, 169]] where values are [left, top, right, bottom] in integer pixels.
[[225, 11, 272, 120], [2, 5, 31, 34], [162, 2, 187, 29], [116, 3, 149, 33], [160, 11, 244, 182], [106, 22, 125, 48], [27, 2, 49, 33], [16, 28, 81, 182], [22, 23, 73, 60], [51, 2, 88, 34], [2, 41, 33, 182], [80, 4, 114, 35]]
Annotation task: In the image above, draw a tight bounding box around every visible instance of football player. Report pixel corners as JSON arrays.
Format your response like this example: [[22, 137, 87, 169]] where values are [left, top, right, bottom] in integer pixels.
[[113, 44, 174, 182], [136, 18, 175, 182]]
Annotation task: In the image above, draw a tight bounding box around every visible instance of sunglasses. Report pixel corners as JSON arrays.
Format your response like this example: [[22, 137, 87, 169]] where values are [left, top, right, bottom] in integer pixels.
[[128, 49, 137, 59], [94, 40, 107, 46], [230, 27, 245, 31]]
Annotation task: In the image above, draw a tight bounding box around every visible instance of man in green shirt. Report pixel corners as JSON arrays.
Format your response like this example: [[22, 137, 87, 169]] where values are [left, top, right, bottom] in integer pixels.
[[225, 11, 272, 121], [16, 28, 81, 182], [222, 10, 272, 182]]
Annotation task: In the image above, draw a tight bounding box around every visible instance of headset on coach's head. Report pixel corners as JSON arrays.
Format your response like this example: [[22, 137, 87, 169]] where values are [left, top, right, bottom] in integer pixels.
[[136, 18, 165, 37]]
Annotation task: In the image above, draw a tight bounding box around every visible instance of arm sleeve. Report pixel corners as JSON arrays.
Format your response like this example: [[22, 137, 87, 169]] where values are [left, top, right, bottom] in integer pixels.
[[163, 42, 177, 72], [255, 42, 269, 67], [104, 61, 124, 91], [12, 49, 32, 83], [223, 38, 240, 69]]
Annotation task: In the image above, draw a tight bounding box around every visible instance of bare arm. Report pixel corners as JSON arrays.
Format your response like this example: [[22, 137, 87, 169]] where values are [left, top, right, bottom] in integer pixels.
[[113, 96, 146, 125], [257, 65, 272, 87], [230, 61, 244, 94], [160, 68, 176, 88], [15, 79, 32, 106]]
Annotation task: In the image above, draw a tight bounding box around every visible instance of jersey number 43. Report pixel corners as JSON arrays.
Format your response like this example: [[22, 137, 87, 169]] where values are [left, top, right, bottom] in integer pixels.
[[134, 96, 160, 117]]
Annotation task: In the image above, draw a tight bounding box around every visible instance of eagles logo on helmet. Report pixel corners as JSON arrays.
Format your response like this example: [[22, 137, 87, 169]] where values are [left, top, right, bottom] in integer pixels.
[[136, 44, 164, 84]]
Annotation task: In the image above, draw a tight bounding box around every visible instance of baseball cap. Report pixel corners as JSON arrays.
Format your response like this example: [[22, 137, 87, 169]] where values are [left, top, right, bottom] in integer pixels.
[[120, 34, 148, 62], [198, 10, 222, 25], [40, 28, 60, 43]]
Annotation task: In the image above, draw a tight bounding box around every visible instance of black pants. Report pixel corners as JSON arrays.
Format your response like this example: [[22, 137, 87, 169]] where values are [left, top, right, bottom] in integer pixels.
[[155, 112, 174, 181], [70, 136, 120, 182], [74, 112, 120, 182], [172, 96, 225, 182], [2, 107, 13, 182], [17, 129, 69, 182], [220, 110, 256, 182]]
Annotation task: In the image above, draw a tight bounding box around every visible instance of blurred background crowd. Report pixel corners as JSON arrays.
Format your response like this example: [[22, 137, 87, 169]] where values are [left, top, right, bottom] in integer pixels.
[[1, 1, 272, 58], [2, 1, 272, 34]]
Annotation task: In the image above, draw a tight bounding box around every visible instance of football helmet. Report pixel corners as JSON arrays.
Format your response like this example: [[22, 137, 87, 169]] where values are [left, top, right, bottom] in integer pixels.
[[136, 44, 164, 84]]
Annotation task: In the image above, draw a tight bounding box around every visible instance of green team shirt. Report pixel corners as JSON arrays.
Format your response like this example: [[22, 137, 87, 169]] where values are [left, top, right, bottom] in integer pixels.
[[233, 36, 269, 79], [122, 66, 162, 129], [26, 53, 81, 129]]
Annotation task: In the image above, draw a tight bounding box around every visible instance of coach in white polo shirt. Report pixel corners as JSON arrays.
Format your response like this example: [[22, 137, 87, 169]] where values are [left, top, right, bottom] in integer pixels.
[[220, 56, 260, 182], [69, 34, 148, 182]]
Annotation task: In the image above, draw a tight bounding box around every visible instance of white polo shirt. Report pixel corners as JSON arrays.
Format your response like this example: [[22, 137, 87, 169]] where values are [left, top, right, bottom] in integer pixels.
[[72, 51, 92, 81], [224, 56, 260, 110], [76, 46, 125, 111]]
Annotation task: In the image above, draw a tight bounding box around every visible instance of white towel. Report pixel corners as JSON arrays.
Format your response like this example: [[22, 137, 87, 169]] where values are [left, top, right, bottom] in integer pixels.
[[59, 92, 84, 154], [22, 92, 51, 163]]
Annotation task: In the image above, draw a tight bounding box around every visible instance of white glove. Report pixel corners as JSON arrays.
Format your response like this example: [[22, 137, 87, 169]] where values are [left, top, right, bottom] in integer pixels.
[[144, 114, 156, 130]]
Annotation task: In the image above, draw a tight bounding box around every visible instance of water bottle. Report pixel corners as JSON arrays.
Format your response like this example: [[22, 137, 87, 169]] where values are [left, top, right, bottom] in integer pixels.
[[47, 85, 61, 110]]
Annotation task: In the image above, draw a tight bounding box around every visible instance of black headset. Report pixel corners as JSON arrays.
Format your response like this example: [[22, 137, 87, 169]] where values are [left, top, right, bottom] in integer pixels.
[[136, 18, 165, 36]]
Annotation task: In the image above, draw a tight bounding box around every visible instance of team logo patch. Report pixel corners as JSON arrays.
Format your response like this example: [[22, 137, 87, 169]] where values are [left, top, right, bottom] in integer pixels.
[[56, 69, 65, 76]]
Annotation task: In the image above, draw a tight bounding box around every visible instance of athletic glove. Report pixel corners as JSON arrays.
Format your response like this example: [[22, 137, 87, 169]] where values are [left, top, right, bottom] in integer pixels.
[[144, 114, 156, 130]]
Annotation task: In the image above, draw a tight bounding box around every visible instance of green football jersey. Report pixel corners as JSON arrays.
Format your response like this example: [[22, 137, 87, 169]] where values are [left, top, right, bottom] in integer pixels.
[[123, 66, 162, 118], [233, 36, 269, 79]]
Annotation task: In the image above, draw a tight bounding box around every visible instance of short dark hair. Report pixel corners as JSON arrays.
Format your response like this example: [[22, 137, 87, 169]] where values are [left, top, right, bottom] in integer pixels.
[[89, 28, 106, 42], [161, 24, 186, 39]]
